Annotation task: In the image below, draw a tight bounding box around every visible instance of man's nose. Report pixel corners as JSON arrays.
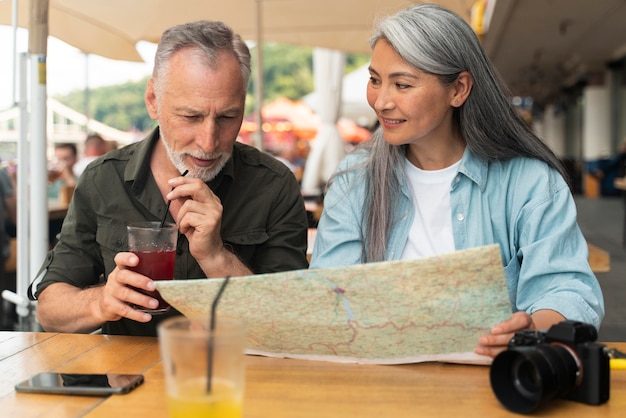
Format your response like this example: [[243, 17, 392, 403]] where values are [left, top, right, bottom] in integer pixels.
[[196, 119, 219, 153]]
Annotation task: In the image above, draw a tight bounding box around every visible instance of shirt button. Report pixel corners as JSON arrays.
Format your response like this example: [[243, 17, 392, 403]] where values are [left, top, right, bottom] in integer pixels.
[[456, 213, 465, 221]]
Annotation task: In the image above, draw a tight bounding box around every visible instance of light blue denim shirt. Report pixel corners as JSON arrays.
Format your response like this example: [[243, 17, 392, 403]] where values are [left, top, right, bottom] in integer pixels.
[[311, 147, 605, 330]]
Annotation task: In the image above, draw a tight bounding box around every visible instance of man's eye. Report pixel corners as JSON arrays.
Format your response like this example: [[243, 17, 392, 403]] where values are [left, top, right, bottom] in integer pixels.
[[396, 83, 411, 89], [369, 77, 380, 85]]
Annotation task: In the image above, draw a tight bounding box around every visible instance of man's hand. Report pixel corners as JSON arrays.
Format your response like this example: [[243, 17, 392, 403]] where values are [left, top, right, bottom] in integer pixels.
[[166, 176, 224, 262], [165, 175, 253, 278], [95, 252, 158, 323], [36, 252, 157, 333]]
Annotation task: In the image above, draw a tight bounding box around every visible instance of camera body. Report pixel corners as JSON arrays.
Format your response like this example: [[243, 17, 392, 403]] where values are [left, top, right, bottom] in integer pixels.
[[490, 320, 610, 413]]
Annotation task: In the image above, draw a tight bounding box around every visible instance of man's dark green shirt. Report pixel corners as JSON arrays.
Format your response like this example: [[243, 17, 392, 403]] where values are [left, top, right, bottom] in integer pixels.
[[30, 128, 309, 336]]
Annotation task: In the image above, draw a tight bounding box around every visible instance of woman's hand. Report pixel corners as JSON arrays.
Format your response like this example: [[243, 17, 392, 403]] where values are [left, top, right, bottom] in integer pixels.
[[475, 310, 566, 357], [474, 312, 535, 358]]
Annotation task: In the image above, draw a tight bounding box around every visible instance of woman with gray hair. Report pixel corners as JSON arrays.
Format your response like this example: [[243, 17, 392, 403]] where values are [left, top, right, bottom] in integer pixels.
[[310, 4, 603, 357]]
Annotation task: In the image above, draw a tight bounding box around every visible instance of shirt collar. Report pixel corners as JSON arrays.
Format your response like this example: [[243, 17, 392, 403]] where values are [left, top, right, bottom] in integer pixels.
[[457, 147, 488, 192], [125, 127, 159, 195]]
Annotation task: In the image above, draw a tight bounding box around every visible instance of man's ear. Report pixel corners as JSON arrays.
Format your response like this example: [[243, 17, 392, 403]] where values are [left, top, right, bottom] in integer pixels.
[[145, 79, 159, 120], [450, 71, 473, 107]]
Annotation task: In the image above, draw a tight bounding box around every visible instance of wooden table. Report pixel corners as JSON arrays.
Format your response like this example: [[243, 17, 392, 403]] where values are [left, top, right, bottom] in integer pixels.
[[1, 332, 624, 417]]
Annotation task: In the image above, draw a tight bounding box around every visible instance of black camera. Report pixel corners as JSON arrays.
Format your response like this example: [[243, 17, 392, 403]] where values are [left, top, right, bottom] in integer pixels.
[[489, 320, 610, 414]]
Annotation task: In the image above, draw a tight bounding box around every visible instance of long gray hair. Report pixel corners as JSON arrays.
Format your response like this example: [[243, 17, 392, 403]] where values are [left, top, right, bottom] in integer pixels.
[[152, 20, 251, 95], [352, 4, 566, 262]]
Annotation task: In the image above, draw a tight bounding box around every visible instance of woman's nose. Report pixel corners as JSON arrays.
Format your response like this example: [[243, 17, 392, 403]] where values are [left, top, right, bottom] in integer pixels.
[[371, 87, 395, 113]]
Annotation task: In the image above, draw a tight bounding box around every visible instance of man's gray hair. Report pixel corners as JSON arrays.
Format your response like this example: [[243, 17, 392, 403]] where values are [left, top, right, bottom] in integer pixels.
[[152, 20, 251, 94]]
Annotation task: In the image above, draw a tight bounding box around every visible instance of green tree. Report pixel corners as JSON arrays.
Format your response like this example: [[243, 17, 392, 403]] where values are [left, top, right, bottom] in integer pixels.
[[59, 77, 153, 132], [55, 43, 370, 131], [248, 42, 369, 110]]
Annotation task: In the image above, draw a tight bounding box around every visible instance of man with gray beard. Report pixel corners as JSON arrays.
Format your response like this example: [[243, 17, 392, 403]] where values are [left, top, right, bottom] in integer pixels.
[[29, 21, 309, 336]]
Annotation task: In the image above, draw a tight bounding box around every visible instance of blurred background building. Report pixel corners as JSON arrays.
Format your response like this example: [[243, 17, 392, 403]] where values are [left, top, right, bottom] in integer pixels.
[[474, 0, 626, 197]]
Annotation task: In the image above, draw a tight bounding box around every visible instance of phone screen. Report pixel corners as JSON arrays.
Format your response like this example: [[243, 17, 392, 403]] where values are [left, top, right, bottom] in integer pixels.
[[15, 372, 144, 396]]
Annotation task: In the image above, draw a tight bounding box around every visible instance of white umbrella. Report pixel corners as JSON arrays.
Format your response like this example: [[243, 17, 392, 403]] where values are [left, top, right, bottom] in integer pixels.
[[304, 63, 377, 128], [301, 48, 346, 195], [0, 0, 475, 60]]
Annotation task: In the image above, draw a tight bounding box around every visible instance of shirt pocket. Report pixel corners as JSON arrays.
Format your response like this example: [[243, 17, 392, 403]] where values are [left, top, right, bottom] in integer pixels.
[[96, 221, 128, 278], [222, 228, 268, 266]]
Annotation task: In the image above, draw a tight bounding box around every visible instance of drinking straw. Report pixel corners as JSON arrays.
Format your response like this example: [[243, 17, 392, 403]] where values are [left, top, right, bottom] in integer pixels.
[[207, 276, 231, 393], [159, 169, 189, 228]]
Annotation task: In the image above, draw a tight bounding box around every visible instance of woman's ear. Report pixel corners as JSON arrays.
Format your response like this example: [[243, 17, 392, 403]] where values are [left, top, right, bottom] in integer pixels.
[[451, 71, 473, 107]]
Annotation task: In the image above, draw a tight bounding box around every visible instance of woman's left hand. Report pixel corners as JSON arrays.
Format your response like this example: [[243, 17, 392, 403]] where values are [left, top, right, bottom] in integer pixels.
[[474, 311, 535, 358], [475, 310, 567, 357]]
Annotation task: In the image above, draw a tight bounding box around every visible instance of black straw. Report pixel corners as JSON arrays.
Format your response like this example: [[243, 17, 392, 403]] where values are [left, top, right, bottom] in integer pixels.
[[159, 169, 189, 228], [207, 276, 231, 393]]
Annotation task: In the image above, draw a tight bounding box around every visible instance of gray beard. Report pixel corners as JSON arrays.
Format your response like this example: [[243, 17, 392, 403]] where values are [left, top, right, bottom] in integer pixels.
[[160, 134, 231, 182]]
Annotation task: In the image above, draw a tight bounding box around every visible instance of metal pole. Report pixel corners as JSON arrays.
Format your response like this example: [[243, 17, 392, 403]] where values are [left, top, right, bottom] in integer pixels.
[[16, 52, 31, 324], [11, 0, 19, 104], [28, 0, 50, 330]]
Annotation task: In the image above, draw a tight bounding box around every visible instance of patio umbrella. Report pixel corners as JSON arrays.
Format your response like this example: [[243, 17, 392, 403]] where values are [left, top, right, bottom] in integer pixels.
[[0, 0, 475, 61], [301, 48, 346, 195]]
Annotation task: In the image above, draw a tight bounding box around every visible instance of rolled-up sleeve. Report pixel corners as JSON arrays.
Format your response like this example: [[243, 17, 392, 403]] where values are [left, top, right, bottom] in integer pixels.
[[513, 181, 605, 329]]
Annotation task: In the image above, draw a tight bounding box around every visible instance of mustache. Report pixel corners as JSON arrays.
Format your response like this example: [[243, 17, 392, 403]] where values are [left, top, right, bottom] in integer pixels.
[[183, 151, 226, 160]]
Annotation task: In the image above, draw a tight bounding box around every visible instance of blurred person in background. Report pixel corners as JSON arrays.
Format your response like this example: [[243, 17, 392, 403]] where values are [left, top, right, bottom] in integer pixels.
[[48, 143, 77, 197], [73, 134, 110, 178], [48, 143, 78, 246], [0, 163, 16, 330]]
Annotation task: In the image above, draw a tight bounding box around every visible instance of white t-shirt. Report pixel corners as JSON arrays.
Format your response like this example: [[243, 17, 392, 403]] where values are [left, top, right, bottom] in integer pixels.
[[400, 157, 461, 260]]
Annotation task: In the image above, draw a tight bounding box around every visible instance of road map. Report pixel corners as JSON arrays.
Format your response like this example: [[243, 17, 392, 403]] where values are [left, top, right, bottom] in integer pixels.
[[156, 244, 511, 364]]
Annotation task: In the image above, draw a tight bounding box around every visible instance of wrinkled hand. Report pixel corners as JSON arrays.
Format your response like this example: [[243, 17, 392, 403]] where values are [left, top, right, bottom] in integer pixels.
[[474, 311, 535, 358], [166, 176, 224, 262], [96, 252, 157, 323]]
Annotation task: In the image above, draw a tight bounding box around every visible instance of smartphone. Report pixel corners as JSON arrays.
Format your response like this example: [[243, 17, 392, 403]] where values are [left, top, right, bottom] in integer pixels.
[[15, 372, 144, 396]]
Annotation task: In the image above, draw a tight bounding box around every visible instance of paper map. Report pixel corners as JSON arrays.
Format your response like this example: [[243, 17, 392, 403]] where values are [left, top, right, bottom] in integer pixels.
[[156, 244, 511, 364]]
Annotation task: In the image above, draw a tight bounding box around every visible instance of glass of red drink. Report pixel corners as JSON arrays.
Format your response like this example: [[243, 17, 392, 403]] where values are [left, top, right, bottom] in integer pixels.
[[127, 222, 178, 314]]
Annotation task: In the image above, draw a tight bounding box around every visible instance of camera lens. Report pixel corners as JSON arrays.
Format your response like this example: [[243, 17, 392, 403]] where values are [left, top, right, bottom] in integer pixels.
[[511, 357, 541, 399], [490, 344, 580, 413]]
